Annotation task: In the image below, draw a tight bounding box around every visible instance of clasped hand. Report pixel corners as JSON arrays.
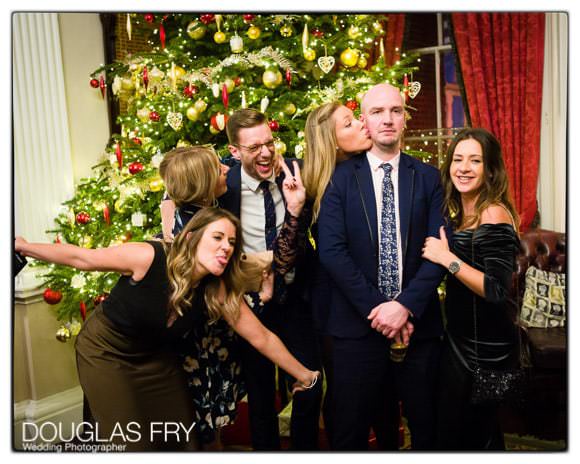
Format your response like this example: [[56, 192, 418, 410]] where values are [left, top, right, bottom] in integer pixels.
[[367, 300, 414, 344]]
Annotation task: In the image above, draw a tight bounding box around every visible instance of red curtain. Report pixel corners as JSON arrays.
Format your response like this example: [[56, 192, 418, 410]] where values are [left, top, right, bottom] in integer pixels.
[[452, 13, 545, 231], [384, 14, 405, 66]]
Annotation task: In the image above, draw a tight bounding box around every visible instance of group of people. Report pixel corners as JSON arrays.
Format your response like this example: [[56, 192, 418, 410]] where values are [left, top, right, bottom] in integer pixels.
[[15, 82, 521, 451]]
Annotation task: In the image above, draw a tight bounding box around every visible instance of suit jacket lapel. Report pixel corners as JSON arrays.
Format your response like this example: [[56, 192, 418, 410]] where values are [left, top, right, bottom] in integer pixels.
[[354, 156, 378, 254], [398, 153, 414, 263]]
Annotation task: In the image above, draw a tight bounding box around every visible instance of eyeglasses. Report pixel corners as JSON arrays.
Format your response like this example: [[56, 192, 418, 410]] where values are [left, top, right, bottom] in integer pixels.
[[235, 140, 276, 155]]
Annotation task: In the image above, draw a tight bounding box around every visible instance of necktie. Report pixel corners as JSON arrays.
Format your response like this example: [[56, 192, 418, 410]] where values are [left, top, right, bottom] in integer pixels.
[[259, 181, 277, 250], [378, 163, 400, 299]]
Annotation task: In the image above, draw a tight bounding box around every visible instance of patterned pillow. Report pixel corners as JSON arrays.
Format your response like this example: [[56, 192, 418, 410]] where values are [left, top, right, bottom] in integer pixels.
[[520, 266, 566, 328]]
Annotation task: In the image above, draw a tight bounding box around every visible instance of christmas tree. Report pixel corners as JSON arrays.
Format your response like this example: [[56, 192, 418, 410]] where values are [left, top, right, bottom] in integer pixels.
[[36, 13, 421, 339]]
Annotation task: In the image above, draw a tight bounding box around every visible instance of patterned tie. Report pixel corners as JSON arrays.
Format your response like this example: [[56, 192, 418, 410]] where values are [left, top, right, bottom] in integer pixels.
[[259, 180, 277, 250], [378, 163, 400, 299]]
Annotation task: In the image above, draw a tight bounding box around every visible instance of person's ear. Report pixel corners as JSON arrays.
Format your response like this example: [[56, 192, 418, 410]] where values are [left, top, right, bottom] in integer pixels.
[[228, 144, 241, 160]]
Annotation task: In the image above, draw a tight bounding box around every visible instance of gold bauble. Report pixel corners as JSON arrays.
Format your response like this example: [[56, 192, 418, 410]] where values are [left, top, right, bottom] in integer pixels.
[[262, 68, 283, 89], [137, 107, 150, 122], [303, 48, 316, 61], [340, 48, 360, 67], [209, 126, 220, 135], [347, 25, 362, 39], [187, 21, 207, 40], [114, 199, 126, 213], [173, 66, 186, 80], [247, 26, 261, 40], [194, 99, 208, 113], [121, 77, 135, 90], [284, 102, 297, 115], [214, 31, 227, 44], [69, 321, 82, 336], [149, 176, 164, 192], [79, 236, 93, 249], [372, 21, 384, 35], [357, 56, 368, 69], [224, 78, 235, 93], [176, 139, 192, 148], [274, 139, 287, 155], [280, 24, 293, 37], [186, 106, 200, 121], [56, 326, 71, 343]]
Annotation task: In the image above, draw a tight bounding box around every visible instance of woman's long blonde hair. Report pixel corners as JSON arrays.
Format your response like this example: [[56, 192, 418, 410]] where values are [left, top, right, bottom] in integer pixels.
[[159, 146, 221, 207], [302, 102, 341, 224], [165, 207, 247, 324]]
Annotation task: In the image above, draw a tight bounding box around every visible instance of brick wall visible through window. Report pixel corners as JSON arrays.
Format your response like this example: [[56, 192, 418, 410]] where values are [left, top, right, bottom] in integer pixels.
[[113, 14, 153, 114]]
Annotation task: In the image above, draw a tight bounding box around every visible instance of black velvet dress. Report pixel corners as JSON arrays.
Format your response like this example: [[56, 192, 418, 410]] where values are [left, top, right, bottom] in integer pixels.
[[436, 223, 520, 450]]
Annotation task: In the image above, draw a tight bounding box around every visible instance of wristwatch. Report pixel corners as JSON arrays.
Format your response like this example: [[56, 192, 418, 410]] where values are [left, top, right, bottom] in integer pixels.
[[448, 259, 462, 275]]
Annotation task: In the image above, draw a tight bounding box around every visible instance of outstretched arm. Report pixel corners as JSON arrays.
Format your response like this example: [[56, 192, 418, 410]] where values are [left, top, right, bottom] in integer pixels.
[[160, 196, 176, 242], [15, 237, 154, 280], [224, 298, 319, 393]]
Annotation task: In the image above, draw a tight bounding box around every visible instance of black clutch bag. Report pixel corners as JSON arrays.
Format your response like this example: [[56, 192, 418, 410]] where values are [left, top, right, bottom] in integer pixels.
[[14, 251, 28, 277]]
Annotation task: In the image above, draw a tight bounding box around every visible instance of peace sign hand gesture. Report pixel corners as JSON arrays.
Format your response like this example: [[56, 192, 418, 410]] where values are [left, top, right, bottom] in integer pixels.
[[279, 159, 306, 218]]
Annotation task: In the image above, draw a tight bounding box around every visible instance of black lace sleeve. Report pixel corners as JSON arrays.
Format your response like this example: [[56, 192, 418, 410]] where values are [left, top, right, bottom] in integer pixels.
[[272, 204, 311, 276], [473, 223, 520, 304]]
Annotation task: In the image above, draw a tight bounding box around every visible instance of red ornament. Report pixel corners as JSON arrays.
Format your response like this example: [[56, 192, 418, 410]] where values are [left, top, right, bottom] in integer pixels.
[[149, 111, 160, 122], [89, 78, 99, 88], [43, 288, 62, 305], [200, 14, 215, 25], [268, 120, 280, 131], [345, 99, 358, 111], [143, 65, 149, 91], [79, 301, 87, 321], [210, 113, 228, 131], [159, 23, 166, 49], [243, 14, 256, 22], [103, 205, 110, 225], [144, 13, 155, 23], [99, 75, 106, 99], [76, 212, 91, 225], [128, 161, 144, 175], [115, 142, 123, 169], [132, 137, 142, 145], [311, 28, 324, 38], [222, 83, 229, 109], [54, 235, 61, 244], [403, 74, 409, 103], [285, 68, 292, 86], [234, 76, 242, 87], [183, 84, 198, 98], [93, 293, 109, 307]]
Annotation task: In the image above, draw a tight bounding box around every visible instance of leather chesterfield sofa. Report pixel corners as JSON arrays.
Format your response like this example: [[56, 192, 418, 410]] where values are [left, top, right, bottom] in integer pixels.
[[501, 228, 567, 441]]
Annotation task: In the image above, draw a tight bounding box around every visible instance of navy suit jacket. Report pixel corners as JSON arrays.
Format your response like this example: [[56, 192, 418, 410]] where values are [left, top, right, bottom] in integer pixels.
[[318, 152, 447, 340]]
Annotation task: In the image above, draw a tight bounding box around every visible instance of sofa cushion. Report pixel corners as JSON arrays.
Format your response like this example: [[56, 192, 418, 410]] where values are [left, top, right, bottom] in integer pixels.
[[520, 266, 566, 328], [526, 327, 566, 369]]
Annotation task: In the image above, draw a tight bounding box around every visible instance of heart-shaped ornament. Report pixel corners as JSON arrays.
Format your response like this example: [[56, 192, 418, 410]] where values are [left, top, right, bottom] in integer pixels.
[[408, 81, 421, 99], [317, 56, 335, 74], [167, 112, 183, 131]]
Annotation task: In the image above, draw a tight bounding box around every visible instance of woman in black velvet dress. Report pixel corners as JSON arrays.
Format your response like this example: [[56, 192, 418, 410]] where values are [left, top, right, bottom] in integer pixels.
[[421, 128, 520, 450]]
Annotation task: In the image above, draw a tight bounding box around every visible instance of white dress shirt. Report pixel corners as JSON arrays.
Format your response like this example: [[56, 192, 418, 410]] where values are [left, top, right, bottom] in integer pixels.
[[366, 151, 404, 294], [240, 167, 285, 254]]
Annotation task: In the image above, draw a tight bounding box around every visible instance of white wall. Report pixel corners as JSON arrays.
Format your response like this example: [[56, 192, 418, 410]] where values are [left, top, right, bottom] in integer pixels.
[[58, 13, 110, 183]]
